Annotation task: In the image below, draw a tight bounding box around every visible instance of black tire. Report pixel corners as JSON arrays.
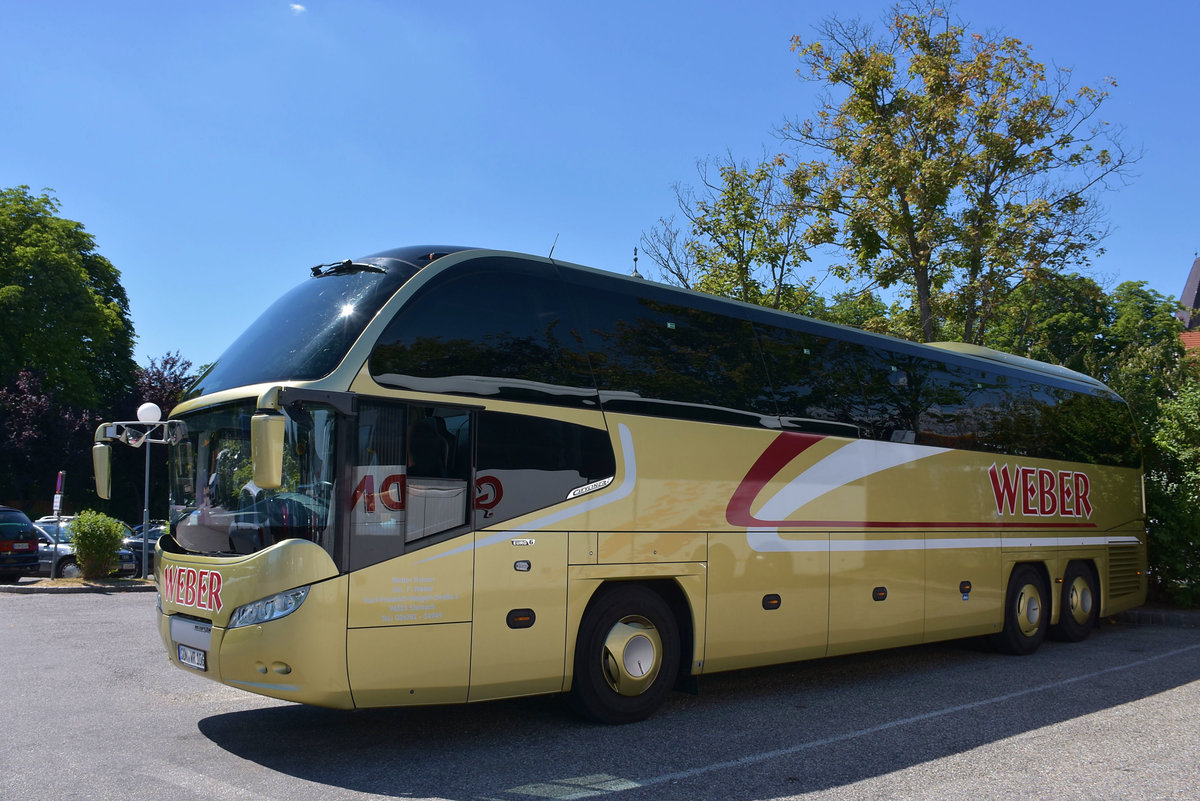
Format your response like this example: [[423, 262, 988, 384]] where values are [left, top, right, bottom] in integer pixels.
[[0, 574, 19, 585], [1052, 561, 1099, 642], [990, 564, 1049, 655], [54, 558, 82, 579], [570, 584, 680, 724]]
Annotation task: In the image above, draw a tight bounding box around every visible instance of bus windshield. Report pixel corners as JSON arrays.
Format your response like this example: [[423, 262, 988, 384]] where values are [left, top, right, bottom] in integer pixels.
[[186, 263, 418, 398], [169, 401, 339, 559]]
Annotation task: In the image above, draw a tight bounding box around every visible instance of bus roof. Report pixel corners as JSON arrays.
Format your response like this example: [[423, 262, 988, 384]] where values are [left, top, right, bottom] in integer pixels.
[[540, 252, 1119, 400]]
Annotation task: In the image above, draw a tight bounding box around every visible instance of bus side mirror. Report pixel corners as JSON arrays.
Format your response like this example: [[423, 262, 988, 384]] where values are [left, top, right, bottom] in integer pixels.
[[92, 442, 112, 500], [251, 412, 285, 490]]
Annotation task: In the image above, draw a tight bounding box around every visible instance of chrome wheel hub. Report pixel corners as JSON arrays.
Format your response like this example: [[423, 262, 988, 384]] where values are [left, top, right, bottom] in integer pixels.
[[601, 615, 662, 696], [1017, 583, 1043, 637], [1068, 576, 1094, 624]]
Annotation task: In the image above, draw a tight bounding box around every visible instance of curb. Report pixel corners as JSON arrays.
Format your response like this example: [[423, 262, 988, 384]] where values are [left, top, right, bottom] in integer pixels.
[[0, 581, 156, 595], [1113, 608, 1200, 629]]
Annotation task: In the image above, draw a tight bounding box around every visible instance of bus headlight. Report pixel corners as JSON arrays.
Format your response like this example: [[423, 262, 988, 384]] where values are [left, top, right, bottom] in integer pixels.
[[228, 586, 310, 629]]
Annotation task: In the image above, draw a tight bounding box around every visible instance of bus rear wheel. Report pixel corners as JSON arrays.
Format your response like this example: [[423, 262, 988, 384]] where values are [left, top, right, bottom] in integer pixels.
[[570, 584, 680, 724], [1052, 562, 1098, 642], [991, 564, 1049, 655]]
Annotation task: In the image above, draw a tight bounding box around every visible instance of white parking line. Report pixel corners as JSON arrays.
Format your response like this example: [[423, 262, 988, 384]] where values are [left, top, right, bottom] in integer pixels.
[[149, 766, 282, 801], [506, 774, 641, 799], [498, 642, 1200, 799]]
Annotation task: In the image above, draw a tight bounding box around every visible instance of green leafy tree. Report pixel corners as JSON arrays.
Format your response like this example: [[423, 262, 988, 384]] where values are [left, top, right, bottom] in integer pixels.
[[641, 154, 834, 314], [1093, 283, 1200, 605], [1149, 381, 1200, 606], [984, 271, 1109, 372], [0, 186, 136, 408], [0, 186, 138, 511], [821, 289, 894, 332], [782, 0, 1134, 342], [1097, 282, 1187, 428]]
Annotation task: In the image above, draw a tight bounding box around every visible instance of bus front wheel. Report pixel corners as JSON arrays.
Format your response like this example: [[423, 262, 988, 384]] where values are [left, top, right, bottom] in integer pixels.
[[1052, 562, 1098, 642], [991, 564, 1049, 656], [570, 584, 680, 724]]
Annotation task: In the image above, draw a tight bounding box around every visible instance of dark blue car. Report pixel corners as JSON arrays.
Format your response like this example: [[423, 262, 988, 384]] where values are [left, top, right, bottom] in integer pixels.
[[0, 506, 41, 583]]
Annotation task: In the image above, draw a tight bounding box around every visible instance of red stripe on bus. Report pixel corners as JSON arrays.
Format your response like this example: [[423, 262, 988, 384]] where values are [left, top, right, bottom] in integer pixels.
[[726, 432, 824, 528]]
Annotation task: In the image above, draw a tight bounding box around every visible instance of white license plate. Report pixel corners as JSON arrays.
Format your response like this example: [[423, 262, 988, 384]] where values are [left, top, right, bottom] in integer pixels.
[[178, 643, 207, 671]]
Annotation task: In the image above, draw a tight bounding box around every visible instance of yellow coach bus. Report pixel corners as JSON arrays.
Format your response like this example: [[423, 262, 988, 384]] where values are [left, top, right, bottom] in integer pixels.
[[95, 246, 1146, 723]]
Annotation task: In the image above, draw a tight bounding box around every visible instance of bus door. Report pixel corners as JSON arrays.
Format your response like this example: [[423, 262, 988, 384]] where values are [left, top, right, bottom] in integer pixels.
[[467, 411, 613, 701], [344, 402, 476, 708]]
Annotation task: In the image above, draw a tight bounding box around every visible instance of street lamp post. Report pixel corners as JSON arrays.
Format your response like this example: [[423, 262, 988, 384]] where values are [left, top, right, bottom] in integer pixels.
[[135, 402, 160, 578], [91, 404, 183, 580]]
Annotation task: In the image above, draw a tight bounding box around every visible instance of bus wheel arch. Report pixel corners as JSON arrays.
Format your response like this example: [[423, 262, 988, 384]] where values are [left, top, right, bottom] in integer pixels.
[[991, 562, 1051, 656], [1051, 560, 1100, 642], [569, 581, 684, 724]]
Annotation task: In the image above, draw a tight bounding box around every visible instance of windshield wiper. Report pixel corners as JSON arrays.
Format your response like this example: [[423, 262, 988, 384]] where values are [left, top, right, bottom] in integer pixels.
[[310, 259, 387, 277]]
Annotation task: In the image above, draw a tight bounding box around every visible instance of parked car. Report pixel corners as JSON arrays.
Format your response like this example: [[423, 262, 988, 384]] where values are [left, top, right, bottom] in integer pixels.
[[0, 506, 40, 584], [35, 515, 135, 540], [34, 518, 137, 579], [124, 522, 167, 578]]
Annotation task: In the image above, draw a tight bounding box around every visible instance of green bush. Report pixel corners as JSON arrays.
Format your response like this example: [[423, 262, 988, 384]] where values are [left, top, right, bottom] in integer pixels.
[[1145, 473, 1200, 607], [68, 510, 126, 579], [1146, 383, 1200, 608]]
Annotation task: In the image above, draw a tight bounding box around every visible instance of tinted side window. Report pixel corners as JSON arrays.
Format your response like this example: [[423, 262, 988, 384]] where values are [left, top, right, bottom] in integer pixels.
[[993, 381, 1140, 468], [755, 323, 869, 437], [911, 361, 1139, 467], [369, 258, 597, 407], [475, 412, 615, 527], [348, 402, 473, 571], [915, 360, 995, 450], [572, 284, 775, 425], [757, 319, 1140, 467]]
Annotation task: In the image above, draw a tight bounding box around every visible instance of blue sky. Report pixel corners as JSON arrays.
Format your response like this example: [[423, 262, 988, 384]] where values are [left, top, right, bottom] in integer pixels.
[[2, 1, 1197, 370]]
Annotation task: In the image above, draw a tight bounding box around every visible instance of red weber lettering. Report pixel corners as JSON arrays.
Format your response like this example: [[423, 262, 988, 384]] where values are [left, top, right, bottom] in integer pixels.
[[163, 565, 224, 613], [1038, 469, 1057, 516], [1058, 470, 1075, 515], [351, 472, 406, 513], [989, 463, 1020, 516], [1020, 466, 1037, 516], [988, 463, 1093, 519]]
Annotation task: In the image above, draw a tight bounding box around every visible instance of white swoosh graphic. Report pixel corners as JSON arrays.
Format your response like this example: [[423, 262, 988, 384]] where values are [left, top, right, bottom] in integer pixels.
[[749, 439, 947, 553]]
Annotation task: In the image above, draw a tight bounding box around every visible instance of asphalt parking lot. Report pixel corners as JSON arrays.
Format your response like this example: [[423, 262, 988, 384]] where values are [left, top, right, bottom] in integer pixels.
[[3, 588, 1198, 801]]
